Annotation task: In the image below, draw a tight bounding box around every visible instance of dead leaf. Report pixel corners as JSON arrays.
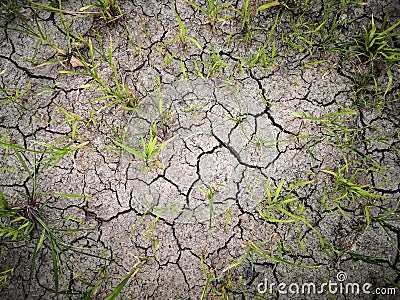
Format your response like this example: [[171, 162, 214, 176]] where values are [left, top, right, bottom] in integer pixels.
[[70, 56, 84, 68]]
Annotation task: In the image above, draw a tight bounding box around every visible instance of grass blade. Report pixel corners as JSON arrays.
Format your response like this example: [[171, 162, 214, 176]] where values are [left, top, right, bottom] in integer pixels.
[[105, 258, 146, 300], [30, 228, 46, 282], [113, 140, 146, 160], [257, 1, 280, 11]]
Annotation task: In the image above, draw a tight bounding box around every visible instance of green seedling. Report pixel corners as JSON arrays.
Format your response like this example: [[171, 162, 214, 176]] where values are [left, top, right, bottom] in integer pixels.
[[321, 163, 387, 227], [292, 107, 358, 163], [163, 50, 178, 66], [185, 0, 234, 28], [200, 255, 215, 300], [341, 13, 399, 107], [234, 13, 280, 69], [199, 255, 239, 299], [114, 134, 160, 162], [227, 115, 247, 124], [130, 206, 155, 236], [250, 178, 327, 255], [66, 215, 84, 225], [174, 13, 203, 51], [200, 185, 215, 229], [0, 190, 35, 241], [151, 89, 174, 140], [222, 240, 317, 273], [119, 24, 144, 57], [0, 268, 13, 292], [209, 235, 318, 298], [60, 38, 141, 111], [164, 4, 202, 51], [292, 107, 357, 125], [183, 102, 204, 115], [0, 77, 30, 108], [255, 137, 292, 152], [142, 214, 160, 251], [199, 42, 232, 78], [347, 251, 387, 267], [21, 0, 92, 69], [233, 0, 280, 34], [224, 204, 234, 232], [140, 17, 149, 37], [278, 0, 312, 12], [352, 67, 395, 109], [231, 0, 273, 44], [3, 2, 89, 69], [234, 0, 252, 31], [80, 0, 123, 22], [73, 263, 109, 299], [0, 147, 102, 294], [246, 41, 274, 68], [22, 1, 99, 16], [180, 57, 188, 81], [282, 0, 354, 57], [314, 1, 355, 53], [354, 14, 400, 64], [293, 107, 389, 172], [131, 205, 181, 238], [257, 1, 281, 11], [321, 168, 386, 201], [282, 13, 321, 56], [246, 239, 317, 269], [113, 123, 177, 170], [56, 104, 97, 132], [252, 178, 302, 223], [200, 183, 226, 230], [101, 120, 129, 159], [327, 11, 399, 108], [56, 104, 97, 141]]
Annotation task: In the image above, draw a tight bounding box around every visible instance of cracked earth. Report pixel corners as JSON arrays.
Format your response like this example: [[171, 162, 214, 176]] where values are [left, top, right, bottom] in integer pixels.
[[0, 0, 399, 299]]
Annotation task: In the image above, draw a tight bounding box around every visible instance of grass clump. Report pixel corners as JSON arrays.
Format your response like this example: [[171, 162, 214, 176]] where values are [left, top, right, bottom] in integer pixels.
[[353, 14, 400, 64], [185, 0, 234, 28], [0, 142, 145, 298], [333, 13, 400, 107], [113, 122, 177, 171], [80, 0, 123, 23], [60, 37, 141, 111], [0, 146, 100, 295], [0, 190, 35, 241]]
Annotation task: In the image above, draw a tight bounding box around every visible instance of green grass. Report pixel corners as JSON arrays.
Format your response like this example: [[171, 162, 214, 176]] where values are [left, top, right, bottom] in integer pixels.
[[0, 0, 399, 298], [172, 4, 203, 51], [113, 122, 177, 171], [0, 268, 13, 293], [0, 144, 106, 295], [104, 256, 147, 300], [0, 71, 31, 107], [80, 0, 123, 23], [185, 0, 234, 28], [353, 14, 400, 64], [200, 185, 216, 229], [59, 38, 141, 111], [197, 42, 232, 78]]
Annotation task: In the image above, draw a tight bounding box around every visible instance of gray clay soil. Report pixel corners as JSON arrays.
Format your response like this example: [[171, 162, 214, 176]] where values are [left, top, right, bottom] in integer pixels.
[[0, 0, 399, 299]]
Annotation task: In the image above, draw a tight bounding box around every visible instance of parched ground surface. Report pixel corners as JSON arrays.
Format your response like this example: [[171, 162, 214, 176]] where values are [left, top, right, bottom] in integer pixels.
[[0, 0, 399, 299]]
